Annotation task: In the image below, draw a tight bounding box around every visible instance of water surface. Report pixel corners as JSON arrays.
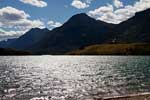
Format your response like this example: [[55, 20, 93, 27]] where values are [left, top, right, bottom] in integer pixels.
[[0, 56, 150, 100]]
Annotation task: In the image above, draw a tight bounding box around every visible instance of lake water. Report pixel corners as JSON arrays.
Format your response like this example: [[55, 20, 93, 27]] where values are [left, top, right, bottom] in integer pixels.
[[0, 56, 150, 100]]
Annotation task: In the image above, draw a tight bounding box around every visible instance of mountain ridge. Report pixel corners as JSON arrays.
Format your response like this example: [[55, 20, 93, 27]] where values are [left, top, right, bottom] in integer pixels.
[[0, 8, 150, 54]]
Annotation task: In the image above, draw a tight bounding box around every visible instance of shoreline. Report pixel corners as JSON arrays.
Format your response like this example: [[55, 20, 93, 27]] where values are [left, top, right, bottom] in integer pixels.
[[94, 93, 150, 100]]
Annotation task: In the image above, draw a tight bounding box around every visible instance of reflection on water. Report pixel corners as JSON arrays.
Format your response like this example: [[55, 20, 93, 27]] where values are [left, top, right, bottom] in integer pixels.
[[0, 56, 150, 100]]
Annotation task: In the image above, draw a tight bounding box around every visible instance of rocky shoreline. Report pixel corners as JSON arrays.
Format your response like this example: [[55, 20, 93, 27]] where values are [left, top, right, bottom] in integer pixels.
[[94, 93, 150, 100]]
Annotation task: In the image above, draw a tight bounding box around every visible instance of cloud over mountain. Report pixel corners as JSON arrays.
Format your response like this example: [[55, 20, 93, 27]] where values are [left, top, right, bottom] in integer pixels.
[[88, 0, 150, 24], [113, 0, 123, 8], [71, 0, 95, 9], [0, 28, 25, 41], [0, 6, 45, 39], [47, 21, 62, 29], [71, 0, 89, 9]]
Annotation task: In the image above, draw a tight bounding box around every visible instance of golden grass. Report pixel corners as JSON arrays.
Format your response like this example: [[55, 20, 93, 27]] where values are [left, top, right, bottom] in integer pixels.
[[68, 43, 150, 55]]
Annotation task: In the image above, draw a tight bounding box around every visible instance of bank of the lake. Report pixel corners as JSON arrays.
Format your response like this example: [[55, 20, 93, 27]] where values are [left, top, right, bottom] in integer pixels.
[[68, 43, 150, 55]]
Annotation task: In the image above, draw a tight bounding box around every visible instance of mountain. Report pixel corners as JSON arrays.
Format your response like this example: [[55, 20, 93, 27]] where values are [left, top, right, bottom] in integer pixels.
[[0, 8, 150, 55], [8, 28, 50, 50], [112, 8, 150, 43], [30, 13, 116, 54], [0, 38, 17, 48]]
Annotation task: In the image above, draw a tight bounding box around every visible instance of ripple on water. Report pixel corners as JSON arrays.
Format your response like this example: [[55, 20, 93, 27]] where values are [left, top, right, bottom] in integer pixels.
[[0, 56, 150, 100]]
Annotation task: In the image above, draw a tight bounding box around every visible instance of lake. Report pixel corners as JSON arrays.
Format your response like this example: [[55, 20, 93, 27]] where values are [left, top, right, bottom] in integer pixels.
[[0, 56, 150, 100]]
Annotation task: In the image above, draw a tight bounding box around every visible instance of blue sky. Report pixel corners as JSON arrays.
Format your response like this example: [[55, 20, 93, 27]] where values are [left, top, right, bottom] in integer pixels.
[[0, 0, 137, 23], [0, 0, 149, 40]]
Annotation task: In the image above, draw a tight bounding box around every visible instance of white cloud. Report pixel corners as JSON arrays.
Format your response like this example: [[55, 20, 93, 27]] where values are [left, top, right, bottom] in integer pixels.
[[71, 0, 95, 9], [114, 0, 123, 8], [89, 4, 114, 15], [88, 0, 150, 24], [0, 6, 30, 21], [0, 6, 45, 40], [71, 0, 89, 9], [20, 0, 47, 8], [47, 21, 62, 29], [85, 0, 94, 4], [0, 7, 44, 28], [0, 28, 26, 40], [0, 28, 17, 36], [134, 0, 150, 12], [88, 4, 116, 23]]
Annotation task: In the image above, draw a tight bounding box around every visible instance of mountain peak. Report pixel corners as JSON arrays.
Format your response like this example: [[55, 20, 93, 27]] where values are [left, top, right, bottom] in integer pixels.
[[63, 13, 97, 27], [69, 13, 92, 20], [27, 28, 49, 34], [23, 28, 50, 37], [72, 13, 89, 17], [30, 28, 41, 31], [30, 28, 49, 31]]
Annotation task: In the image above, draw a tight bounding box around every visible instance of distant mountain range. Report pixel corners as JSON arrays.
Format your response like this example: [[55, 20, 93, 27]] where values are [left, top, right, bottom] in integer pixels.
[[112, 8, 150, 43], [0, 8, 150, 55]]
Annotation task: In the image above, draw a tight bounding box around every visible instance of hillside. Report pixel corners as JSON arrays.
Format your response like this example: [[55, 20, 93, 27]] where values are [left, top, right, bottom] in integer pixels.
[[30, 13, 116, 54], [110, 8, 150, 43], [9, 28, 50, 50], [68, 43, 150, 55]]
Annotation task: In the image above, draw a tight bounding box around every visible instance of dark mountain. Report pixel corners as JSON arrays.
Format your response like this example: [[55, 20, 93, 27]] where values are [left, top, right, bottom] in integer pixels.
[[112, 8, 150, 43], [0, 38, 17, 48], [31, 13, 116, 54], [0, 8, 150, 55], [0, 48, 31, 55], [9, 28, 50, 50]]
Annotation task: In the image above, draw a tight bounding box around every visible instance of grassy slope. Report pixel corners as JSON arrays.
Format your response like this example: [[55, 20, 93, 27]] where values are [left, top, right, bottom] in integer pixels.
[[67, 43, 150, 55]]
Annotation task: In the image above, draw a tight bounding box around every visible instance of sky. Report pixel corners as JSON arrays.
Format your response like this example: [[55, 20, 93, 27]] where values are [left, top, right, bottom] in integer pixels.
[[0, 0, 150, 40]]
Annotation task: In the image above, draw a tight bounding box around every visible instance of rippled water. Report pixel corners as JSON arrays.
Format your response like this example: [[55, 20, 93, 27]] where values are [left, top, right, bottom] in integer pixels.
[[0, 56, 150, 100]]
